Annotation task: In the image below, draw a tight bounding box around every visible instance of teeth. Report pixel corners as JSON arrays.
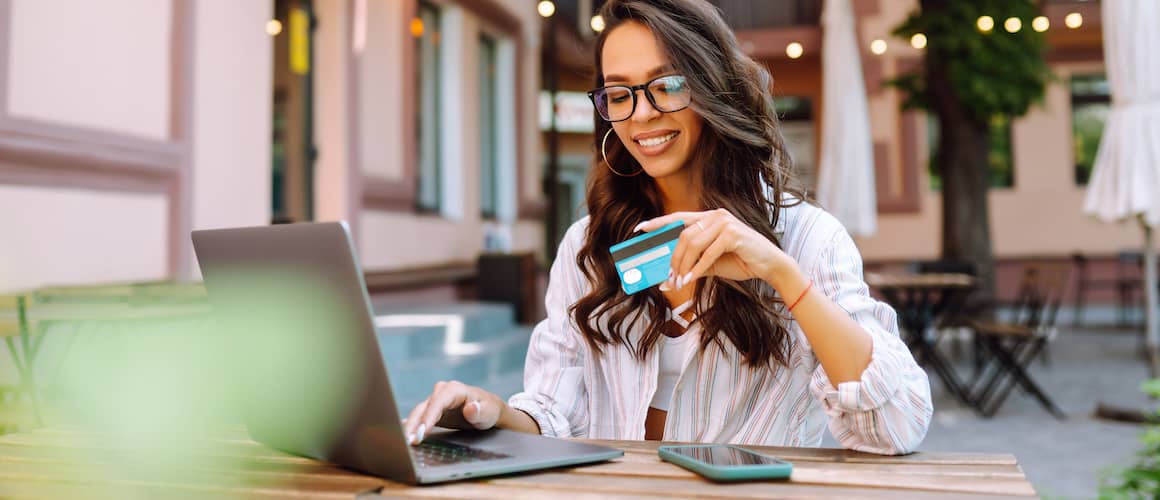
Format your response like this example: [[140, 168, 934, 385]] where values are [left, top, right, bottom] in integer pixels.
[[637, 132, 677, 147]]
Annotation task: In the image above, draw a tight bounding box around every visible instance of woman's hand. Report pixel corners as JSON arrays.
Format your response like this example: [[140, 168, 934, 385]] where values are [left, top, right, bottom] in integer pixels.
[[634, 208, 793, 290], [403, 381, 505, 445]]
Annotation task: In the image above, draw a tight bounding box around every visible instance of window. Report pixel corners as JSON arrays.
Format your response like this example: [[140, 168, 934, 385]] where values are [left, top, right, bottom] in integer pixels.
[[1071, 74, 1110, 185], [479, 34, 498, 219], [775, 96, 815, 195], [415, 2, 442, 212], [927, 114, 1014, 190]]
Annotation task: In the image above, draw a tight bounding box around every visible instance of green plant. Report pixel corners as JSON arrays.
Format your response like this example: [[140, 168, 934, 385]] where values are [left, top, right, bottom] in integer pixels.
[[1100, 379, 1160, 499]]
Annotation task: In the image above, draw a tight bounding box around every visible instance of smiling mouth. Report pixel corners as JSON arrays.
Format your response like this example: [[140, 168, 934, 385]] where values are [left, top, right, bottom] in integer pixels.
[[635, 132, 678, 147]]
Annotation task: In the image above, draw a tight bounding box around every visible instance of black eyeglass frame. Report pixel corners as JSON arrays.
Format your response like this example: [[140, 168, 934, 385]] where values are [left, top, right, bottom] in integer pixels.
[[586, 74, 692, 123]]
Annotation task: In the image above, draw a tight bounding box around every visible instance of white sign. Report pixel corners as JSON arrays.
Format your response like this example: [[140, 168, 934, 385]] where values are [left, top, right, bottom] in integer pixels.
[[539, 91, 596, 133]]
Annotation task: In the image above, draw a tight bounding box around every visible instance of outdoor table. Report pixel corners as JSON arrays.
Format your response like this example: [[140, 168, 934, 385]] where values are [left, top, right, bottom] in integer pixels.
[[865, 272, 979, 412], [0, 427, 1038, 498]]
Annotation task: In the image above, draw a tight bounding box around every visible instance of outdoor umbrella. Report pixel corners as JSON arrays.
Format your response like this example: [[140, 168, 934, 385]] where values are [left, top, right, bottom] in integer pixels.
[[815, 0, 876, 237], [1083, 0, 1160, 375]]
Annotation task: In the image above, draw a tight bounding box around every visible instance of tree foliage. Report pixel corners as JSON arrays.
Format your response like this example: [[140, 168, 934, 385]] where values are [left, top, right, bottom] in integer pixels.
[[890, 0, 1053, 128]]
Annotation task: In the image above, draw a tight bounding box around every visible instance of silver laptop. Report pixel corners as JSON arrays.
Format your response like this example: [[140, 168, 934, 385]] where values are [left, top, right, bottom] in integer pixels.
[[191, 221, 621, 484]]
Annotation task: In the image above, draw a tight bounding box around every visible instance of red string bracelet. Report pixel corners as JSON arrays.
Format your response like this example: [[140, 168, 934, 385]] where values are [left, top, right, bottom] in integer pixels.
[[787, 279, 813, 313]]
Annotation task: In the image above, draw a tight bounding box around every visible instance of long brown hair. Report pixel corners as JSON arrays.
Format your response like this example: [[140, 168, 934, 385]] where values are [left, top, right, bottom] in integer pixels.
[[572, 0, 808, 368]]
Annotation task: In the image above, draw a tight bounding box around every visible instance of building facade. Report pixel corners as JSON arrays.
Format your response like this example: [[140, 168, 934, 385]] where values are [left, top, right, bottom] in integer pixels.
[[0, 0, 548, 293]]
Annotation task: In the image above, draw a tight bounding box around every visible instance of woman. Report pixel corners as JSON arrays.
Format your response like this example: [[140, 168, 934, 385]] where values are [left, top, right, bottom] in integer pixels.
[[404, 0, 932, 455]]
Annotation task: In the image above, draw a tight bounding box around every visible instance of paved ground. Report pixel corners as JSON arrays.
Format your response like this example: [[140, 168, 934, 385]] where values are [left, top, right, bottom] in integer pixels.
[[826, 320, 1153, 499]]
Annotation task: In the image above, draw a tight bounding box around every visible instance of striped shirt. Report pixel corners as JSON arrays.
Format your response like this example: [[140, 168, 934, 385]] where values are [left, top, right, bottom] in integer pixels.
[[508, 201, 933, 455]]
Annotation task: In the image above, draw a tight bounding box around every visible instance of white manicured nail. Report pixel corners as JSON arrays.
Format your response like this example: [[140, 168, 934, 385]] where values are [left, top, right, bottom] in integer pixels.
[[407, 433, 414, 444], [416, 424, 426, 443], [633, 222, 648, 232], [682, 273, 693, 287], [472, 400, 482, 414]]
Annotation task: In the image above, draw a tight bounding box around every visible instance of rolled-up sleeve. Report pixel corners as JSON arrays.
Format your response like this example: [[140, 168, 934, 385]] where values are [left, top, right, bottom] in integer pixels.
[[805, 229, 933, 455], [507, 220, 591, 438]]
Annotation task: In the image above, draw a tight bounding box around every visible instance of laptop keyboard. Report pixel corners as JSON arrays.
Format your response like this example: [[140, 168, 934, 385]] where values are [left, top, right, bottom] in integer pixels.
[[410, 440, 511, 468]]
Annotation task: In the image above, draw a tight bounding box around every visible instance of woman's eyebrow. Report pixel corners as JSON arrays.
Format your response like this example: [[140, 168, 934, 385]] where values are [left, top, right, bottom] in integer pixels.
[[603, 64, 676, 84]]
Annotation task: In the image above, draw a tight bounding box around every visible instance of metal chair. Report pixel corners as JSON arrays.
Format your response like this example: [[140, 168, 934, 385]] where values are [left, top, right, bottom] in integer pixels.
[[968, 262, 1069, 419], [1072, 251, 1143, 327]]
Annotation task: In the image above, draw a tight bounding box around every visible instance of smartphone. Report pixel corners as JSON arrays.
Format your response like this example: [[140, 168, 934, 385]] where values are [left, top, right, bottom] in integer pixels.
[[658, 444, 793, 482]]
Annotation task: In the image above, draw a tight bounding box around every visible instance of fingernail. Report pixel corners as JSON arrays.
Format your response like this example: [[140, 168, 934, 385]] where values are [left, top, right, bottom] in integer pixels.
[[682, 273, 693, 287], [633, 221, 647, 232], [659, 282, 672, 291], [406, 433, 414, 444], [417, 424, 426, 443]]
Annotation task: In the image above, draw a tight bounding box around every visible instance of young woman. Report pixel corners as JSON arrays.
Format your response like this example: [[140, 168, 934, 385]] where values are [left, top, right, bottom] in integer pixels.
[[404, 0, 932, 455]]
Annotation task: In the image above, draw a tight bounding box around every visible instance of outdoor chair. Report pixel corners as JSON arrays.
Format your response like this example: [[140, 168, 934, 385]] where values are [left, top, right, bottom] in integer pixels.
[[1072, 251, 1143, 327], [2, 282, 211, 429], [968, 262, 1069, 419]]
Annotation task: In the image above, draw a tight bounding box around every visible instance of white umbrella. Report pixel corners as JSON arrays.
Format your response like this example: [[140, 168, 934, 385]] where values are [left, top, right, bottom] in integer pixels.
[[1083, 0, 1160, 374], [816, 0, 877, 237]]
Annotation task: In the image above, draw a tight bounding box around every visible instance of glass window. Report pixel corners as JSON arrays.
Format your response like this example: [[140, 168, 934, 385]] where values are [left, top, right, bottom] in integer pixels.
[[415, 2, 441, 212], [479, 35, 498, 219], [775, 96, 815, 195], [1071, 74, 1110, 185], [927, 114, 1015, 190]]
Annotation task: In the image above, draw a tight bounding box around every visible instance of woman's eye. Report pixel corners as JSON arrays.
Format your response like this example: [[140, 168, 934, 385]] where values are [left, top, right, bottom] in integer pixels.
[[610, 95, 630, 103]]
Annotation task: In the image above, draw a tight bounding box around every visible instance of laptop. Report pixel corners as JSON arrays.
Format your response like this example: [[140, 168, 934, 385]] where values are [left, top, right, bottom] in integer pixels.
[[191, 221, 622, 484]]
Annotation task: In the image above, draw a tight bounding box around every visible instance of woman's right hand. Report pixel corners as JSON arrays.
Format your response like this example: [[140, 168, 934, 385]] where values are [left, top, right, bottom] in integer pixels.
[[403, 380, 505, 445]]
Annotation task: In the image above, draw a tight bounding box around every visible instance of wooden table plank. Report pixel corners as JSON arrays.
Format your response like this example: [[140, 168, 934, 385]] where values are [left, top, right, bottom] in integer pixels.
[[583, 439, 1020, 466], [0, 430, 1037, 499]]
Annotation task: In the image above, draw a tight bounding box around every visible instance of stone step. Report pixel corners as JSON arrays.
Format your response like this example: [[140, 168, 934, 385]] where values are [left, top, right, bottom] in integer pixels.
[[372, 301, 518, 343], [387, 327, 532, 412]]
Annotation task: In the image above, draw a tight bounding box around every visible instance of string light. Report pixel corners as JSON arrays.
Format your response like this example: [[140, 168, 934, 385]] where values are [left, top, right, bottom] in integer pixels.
[[786, 42, 803, 59], [910, 33, 927, 49], [977, 16, 994, 32], [410, 17, 424, 37], [1004, 17, 1022, 33], [870, 39, 887, 55], [590, 15, 605, 32], [537, 0, 555, 18], [1065, 12, 1083, 29], [1032, 16, 1049, 32]]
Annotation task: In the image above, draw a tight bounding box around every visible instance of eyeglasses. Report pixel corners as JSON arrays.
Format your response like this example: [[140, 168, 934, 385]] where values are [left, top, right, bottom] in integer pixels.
[[587, 74, 691, 122]]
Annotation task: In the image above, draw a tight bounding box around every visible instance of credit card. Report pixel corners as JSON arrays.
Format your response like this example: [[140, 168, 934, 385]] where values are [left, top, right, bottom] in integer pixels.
[[609, 221, 684, 295]]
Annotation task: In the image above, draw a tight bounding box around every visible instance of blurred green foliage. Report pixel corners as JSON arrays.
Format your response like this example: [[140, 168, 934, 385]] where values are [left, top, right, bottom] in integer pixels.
[[890, 0, 1053, 128], [1100, 380, 1160, 499]]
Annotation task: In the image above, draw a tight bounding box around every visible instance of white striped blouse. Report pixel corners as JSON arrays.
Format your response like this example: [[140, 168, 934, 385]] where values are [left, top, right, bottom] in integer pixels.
[[507, 201, 933, 455]]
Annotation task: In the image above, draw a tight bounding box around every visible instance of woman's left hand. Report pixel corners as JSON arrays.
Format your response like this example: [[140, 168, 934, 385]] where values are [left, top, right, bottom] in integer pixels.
[[634, 208, 792, 290]]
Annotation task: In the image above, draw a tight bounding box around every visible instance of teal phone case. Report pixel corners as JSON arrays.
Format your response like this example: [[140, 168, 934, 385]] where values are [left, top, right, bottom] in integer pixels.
[[658, 445, 793, 482]]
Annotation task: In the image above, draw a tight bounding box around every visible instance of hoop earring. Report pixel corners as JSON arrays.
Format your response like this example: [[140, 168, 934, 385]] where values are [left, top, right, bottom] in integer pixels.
[[601, 129, 642, 177]]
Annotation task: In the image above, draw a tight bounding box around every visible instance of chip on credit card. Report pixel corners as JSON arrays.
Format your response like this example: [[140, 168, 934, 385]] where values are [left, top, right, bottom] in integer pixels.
[[609, 221, 684, 295]]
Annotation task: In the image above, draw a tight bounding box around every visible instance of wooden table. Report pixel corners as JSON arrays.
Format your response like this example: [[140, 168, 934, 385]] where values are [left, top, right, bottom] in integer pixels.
[[0, 428, 1038, 499], [866, 272, 981, 413]]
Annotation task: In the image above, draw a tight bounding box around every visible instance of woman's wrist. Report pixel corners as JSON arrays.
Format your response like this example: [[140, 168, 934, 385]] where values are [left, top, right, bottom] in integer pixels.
[[762, 251, 806, 293]]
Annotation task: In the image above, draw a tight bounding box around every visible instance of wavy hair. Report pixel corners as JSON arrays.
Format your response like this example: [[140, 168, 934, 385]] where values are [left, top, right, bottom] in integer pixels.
[[571, 0, 809, 368]]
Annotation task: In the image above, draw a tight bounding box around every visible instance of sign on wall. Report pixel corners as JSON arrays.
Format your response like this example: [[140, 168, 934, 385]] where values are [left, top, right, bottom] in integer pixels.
[[539, 92, 595, 133]]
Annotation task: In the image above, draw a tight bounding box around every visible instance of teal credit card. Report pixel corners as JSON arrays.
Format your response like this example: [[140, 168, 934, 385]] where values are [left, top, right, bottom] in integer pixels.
[[609, 221, 684, 295]]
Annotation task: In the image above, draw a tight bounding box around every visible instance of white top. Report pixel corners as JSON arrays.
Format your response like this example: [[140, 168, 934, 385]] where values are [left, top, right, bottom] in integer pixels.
[[649, 301, 699, 412], [508, 200, 933, 454]]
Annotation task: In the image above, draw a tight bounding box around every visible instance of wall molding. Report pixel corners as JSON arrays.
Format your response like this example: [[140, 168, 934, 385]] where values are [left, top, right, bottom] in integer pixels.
[[877, 111, 922, 213], [350, 0, 417, 216], [0, 0, 195, 278]]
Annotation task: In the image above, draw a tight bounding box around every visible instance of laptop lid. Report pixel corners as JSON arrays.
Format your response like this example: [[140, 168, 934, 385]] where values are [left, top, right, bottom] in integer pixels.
[[192, 222, 419, 483], [192, 222, 623, 485]]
